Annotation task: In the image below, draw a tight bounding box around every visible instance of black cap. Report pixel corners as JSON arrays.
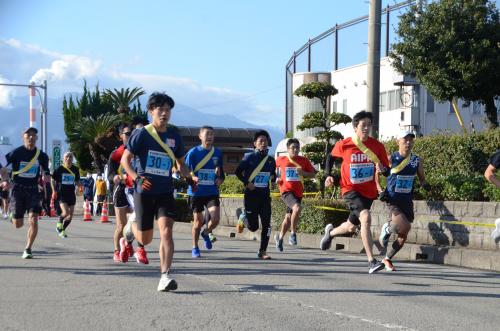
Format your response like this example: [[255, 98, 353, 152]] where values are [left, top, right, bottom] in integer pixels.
[[23, 127, 38, 134], [253, 130, 272, 146]]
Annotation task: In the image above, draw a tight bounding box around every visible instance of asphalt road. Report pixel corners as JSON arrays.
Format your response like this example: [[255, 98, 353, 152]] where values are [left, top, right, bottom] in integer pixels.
[[1, 216, 499, 331]]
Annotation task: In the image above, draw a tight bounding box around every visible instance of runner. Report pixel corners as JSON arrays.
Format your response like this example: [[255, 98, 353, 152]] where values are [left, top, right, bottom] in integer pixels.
[[235, 130, 276, 260], [81, 174, 95, 216], [107, 123, 148, 264], [377, 131, 430, 271], [121, 92, 196, 292], [274, 138, 315, 251], [0, 151, 9, 219], [320, 111, 390, 274], [5, 127, 50, 259], [185, 126, 225, 258], [51, 152, 81, 238], [95, 175, 107, 215], [484, 149, 500, 188]]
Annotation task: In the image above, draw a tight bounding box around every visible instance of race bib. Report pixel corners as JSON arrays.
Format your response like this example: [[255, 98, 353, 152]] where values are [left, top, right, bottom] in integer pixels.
[[145, 150, 171, 177], [349, 163, 374, 184], [253, 172, 270, 188], [18, 161, 39, 178], [197, 169, 216, 186], [395, 175, 414, 193], [285, 167, 300, 182], [62, 173, 75, 185]]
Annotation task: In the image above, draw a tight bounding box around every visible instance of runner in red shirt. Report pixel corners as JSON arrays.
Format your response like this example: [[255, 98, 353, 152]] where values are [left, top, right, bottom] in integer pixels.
[[274, 138, 316, 251], [320, 111, 390, 274]]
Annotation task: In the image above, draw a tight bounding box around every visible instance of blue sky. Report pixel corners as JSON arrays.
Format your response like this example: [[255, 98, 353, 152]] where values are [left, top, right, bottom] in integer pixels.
[[0, 0, 476, 135]]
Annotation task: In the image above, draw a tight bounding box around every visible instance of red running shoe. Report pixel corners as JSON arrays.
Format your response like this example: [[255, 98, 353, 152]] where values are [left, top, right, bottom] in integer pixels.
[[119, 238, 129, 263], [383, 258, 396, 271], [134, 246, 149, 264], [113, 250, 121, 263], [126, 242, 134, 258]]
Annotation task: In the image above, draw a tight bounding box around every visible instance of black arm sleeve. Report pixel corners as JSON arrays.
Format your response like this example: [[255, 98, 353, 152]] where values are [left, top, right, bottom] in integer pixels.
[[107, 154, 118, 183], [235, 163, 247, 185], [325, 154, 342, 176]]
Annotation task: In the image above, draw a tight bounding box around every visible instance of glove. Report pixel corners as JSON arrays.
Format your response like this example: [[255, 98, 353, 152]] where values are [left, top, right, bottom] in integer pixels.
[[332, 173, 341, 186], [52, 192, 58, 200], [135, 176, 152, 191], [378, 189, 391, 203], [422, 182, 431, 191]]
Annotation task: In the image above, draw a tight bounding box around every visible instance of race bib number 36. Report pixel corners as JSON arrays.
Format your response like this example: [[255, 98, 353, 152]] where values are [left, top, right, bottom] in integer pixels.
[[395, 175, 414, 193], [253, 172, 270, 188], [145, 150, 171, 177], [197, 169, 215, 185], [285, 167, 300, 182], [62, 173, 75, 185], [18, 161, 39, 178], [349, 163, 374, 184]]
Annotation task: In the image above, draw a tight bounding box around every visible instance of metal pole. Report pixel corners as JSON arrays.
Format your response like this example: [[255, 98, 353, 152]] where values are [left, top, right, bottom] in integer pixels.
[[307, 39, 311, 72], [366, 0, 382, 138], [385, 5, 390, 57], [43, 80, 48, 152], [285, 69, 289, 133], [293, 52, 297, 73], [334, 25, 339, 70]]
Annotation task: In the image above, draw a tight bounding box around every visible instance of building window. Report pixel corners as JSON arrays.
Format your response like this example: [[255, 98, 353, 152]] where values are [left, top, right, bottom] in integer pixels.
[[472, 101, 482, 115], [227, 155, 240, 163], [332, 101, 337, 113], [379, 92, 387, 112], [426, 94, 434, 112], [342, 99, 347, 114], [401, 111, 405, 121]]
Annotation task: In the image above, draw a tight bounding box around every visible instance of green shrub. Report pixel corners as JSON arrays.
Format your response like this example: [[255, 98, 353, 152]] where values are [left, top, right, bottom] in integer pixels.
[[271, 198, 349, 234], [175, 198, 192, 223], [219, 175, 245, 194]]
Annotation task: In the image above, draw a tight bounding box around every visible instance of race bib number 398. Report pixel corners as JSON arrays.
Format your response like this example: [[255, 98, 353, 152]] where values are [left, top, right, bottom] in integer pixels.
[[145, 150, 171, 177], [349, 163, 374, 184]]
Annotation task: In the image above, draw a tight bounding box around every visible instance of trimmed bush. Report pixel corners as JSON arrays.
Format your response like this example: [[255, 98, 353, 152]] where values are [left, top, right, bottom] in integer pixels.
[[219, 175, 245, 194], [271, 197, 349, 234]]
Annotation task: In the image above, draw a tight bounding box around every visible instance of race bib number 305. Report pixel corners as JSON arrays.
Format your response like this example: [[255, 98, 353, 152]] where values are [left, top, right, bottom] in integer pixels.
[[145, 150, 171, 177], [349, 163, 374, 184], [395, 175, 414, 193], [197, 169, 215, 185], [253, 172, 270, 188], [18, 161, 39, 178], [285, 167, 300, 182]]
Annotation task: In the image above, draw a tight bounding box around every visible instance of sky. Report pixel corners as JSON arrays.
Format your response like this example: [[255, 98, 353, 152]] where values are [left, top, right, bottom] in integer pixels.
[[0, 0, 457, 140]]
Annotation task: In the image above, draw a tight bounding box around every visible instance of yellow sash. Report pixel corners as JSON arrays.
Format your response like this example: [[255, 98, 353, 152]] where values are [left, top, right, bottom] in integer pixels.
[[62, 164, 75, 177], [287, 155, 304, 184], [390, 154, 412, 174], [352, 135, 381, 164], [12, 148, 40, 177], [117, 164, 125, 179], [248, 156, 269, 183], [144, 124, 177, 161], [193, 147, 215, 173]]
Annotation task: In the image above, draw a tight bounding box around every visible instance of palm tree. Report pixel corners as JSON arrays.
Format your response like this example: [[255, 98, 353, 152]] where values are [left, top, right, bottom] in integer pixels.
[[104, 87, 145, 114]]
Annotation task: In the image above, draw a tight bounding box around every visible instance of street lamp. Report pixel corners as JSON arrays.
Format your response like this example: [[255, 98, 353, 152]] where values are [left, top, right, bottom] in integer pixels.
[[0, 80, 48, 152]]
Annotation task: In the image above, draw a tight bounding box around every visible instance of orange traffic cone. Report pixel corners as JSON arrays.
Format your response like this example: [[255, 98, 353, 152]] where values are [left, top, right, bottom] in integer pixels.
[[100, 200, 109, 223], [50, 198, 57, 217], [83, 200, 93, 222]]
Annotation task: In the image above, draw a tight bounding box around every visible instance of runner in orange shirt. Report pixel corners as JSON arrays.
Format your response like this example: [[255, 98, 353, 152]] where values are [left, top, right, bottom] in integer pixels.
[[320, 111, 390, 274], [274, 138, 316, 251]]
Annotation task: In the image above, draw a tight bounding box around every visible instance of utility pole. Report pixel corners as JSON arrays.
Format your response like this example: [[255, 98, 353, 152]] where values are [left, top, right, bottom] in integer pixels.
[[366, 0, 382, 138]]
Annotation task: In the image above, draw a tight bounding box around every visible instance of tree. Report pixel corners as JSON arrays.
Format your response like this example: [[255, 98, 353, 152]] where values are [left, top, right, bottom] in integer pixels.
[[104, 87, 145, 114], [391, 0, 500, 129], [294, 82, 352, 196]]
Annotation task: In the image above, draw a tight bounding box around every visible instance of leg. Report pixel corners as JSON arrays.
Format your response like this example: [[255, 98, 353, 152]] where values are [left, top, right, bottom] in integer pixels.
[[26, 212, 39, 250], [206, 205, 220, 232], [279, 213, 291, 239], [192, 211, 204, 248], [359, 209, 376, 261], [289, 203, 302, 234], [258, 198, 272, 255], [114, 207, 128, 250], [387, 212, 411, 260], [157, 216, 175, 273], [63, 205, 75, 230]]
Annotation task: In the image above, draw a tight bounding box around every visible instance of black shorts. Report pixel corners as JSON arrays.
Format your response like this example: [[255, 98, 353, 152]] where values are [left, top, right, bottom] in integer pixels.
[[188, 195, 220, 213], [113, 184, 133, 209], [1, 189, 9, 199], [388, 199, 414, 223], [343, 190, 374, 226], [281, 192, 302, 214], [59, 191, 76, 206], [11, 184, 42, 218], [134, 192, 176, 231], [243, 193, 271, 232]]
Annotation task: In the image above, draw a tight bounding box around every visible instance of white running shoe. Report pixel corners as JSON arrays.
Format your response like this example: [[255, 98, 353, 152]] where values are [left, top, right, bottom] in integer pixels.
[[123, 215, 135, 243], [491, 218, 500, 242], [157, 274, 178, 292]]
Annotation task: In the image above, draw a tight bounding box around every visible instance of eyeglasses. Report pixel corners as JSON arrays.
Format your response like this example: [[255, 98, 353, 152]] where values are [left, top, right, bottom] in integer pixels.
[[122, 131, 132, 136]]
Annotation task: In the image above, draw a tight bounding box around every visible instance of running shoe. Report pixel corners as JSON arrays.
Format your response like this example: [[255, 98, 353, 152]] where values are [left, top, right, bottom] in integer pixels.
[[56, 222, 63, 235], [208, 233, 217, 243], [134, 247, 149, 264], [320, 224, 334, 250], [491, 218, 500, 242], [113, 250, 121, 263], [126, 242, 134, 258], [3, 213, 8, 219], [59, 230, 67, 238], [22, 249, 33, 259], [236, 208, 245, 233], [257, 251, 271, 260], [192, 247, 201, 258], [382, 258, 396, 271], [201, 231, 212, 250], [123, 217, 135, 243], [368, 259, 385, 274], [275, 233, 283, 252], [289, 232, 297, 245], [379, 222, 391, 249], [119, 237, 129, 263], [157, 274, 178, 292]]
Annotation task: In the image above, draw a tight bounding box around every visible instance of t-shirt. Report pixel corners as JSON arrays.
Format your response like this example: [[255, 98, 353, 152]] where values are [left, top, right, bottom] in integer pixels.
[[275, 155, 315, 198], [5, 146, 50, 186], [95, 179, 107, 196], [331, 136, 389, 200], [386, 152, 420, 202], [126, 126, 184, 195], [489, 150, 500, 169], [235, 151, 276, 197], [185, 145, 223, 197], [109, 144, 134, 188], [52, 165, 80, 196]]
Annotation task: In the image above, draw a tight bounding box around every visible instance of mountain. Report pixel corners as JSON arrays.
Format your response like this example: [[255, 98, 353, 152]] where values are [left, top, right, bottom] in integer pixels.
[[0, 96, 284, 155]]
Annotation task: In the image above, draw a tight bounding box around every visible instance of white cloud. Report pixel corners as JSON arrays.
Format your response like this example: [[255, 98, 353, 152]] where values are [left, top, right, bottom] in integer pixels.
[[0, 75, 16, 108]]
